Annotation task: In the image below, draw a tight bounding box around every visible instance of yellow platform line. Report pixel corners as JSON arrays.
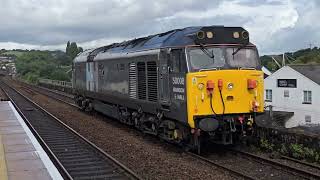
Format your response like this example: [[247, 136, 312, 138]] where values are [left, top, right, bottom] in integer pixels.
[[0, 135, 8, 180]]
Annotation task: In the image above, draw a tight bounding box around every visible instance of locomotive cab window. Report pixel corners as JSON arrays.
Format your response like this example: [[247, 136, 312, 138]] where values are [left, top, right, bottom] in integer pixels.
[[170, 49, 187, 73], [188, 47, 225, 71], [226, 48, 259, 68], [187, 46, 259, 72]]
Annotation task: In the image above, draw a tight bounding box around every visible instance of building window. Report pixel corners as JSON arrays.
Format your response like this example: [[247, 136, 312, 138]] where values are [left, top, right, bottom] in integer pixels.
[[303, 91, 312, 104], [265, 89, 272, 102], [277, 79, 297, 88], [284, 90, 289, 98], [305, 115, 311, 124]]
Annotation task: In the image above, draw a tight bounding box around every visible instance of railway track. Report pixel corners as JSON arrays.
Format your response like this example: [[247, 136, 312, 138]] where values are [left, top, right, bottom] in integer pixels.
[[18, 81, 76, 107], [186, 152, 256, 180], [10, 80, 320, 180], [227, 149, 320, 180], [280, 155, 320, 172], [0, 80, 140, 180], [16, 82, 254, 179]]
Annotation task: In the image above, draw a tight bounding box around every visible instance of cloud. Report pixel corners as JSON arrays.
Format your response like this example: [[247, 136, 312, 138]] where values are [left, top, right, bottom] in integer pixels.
[[0, 0, 319, 54]]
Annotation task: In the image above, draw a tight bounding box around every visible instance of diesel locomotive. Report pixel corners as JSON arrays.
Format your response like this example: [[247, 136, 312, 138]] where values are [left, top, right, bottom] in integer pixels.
[[73, 26, 264, 153]]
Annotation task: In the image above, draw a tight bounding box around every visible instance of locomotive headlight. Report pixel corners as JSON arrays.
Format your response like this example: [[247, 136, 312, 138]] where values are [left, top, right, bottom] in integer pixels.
[[197, 31, 205, 39], [227, 83, 234, 90], [242, 31, 249, 39], [233, 32, 240, 39], [206, 31, 213, 38]]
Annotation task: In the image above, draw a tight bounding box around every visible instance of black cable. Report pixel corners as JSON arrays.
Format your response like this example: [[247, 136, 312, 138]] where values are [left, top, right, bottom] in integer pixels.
[[209, 94, 217, 116], [219, 89, 225, 115]]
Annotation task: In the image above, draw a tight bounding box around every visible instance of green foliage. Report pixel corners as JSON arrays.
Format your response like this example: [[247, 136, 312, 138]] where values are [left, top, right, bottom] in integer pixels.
[[0, 49, 7, 54], [3, 50, 25, 57], [289, 144, 304, 159], [287, 144, 320, 162], [66, 41, 83, 59], [24, 72, 39, 84], [14, 41, 82, 83], [15, 50, 71, 83], [279, 144, 288, 155], [50, 69, 70, 81], [259, 139, 274, 152], [257, 140, 320, 164], [260, 47, 320, 72]]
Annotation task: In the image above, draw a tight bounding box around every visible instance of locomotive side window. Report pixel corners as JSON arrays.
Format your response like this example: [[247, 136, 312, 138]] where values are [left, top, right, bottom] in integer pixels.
[[170, 49, 187, 73]]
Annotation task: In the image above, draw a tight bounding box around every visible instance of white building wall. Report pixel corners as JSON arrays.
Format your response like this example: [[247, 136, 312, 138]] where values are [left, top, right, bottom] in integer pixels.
[[264, 66, 320, 128]]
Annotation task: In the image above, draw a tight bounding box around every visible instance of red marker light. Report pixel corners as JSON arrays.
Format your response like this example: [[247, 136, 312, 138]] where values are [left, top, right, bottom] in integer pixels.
[[252, 100, 259, 112], [206, 80, 214, 95], [247, 79, 257, 89]]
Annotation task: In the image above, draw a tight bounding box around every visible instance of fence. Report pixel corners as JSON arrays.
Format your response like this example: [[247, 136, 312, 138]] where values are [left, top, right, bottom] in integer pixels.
[[38, 78, 73, 94]]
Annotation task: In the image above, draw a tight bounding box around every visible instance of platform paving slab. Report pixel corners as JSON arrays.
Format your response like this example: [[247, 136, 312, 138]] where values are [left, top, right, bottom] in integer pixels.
[[0, 101, 63, 180]]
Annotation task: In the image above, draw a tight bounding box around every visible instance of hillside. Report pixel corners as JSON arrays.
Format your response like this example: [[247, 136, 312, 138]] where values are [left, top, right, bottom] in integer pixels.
[[260, 47, 320, 71], [10, 50, 72, 83], [0, 42, 82, 83]]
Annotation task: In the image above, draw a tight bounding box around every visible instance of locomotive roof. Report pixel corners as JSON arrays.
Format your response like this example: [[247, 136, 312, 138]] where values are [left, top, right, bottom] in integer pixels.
[[74, 26, 251, 62]]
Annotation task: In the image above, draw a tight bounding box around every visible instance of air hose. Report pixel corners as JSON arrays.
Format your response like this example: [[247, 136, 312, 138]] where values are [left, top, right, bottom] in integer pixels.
[[219, 89, 225, 116], [209, 94, 217, 116]]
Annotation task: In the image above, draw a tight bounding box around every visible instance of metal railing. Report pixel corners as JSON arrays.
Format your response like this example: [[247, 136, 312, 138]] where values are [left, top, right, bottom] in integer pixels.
[[38, 78, 72, 88]]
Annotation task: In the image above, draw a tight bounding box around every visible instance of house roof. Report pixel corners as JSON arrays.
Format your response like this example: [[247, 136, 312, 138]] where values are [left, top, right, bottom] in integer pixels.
[[289, 64, 320, 85]]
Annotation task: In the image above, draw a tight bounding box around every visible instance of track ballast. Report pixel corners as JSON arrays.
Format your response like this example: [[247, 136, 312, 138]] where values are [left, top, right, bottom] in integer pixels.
[[0, 80, 140, 180]]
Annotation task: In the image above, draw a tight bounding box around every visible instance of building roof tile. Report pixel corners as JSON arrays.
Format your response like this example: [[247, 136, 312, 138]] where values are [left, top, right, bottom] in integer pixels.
[[289, 64, 320, 85]]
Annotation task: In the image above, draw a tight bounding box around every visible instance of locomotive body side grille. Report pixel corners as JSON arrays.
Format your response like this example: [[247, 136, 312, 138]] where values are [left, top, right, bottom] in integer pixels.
[[147, 61, 158, 102], [129, 63, 137, 99], [137, 62, 146, 100]]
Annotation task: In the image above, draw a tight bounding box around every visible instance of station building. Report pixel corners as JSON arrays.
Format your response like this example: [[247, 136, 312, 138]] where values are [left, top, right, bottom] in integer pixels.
[[264, 64, 320, 128]]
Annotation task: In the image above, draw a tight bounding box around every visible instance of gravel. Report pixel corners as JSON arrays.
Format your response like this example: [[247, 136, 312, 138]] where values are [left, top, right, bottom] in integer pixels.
[[9, 79, 235, 180]]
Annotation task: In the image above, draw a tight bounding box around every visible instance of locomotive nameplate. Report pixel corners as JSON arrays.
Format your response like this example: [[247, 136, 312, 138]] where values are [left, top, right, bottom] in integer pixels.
[[172, 76, 185, 101]]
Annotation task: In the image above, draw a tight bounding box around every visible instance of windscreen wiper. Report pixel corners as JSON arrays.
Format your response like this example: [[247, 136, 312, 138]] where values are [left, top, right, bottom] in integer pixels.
[[232, 42, 249, 56], [199, 43, 215, 59]]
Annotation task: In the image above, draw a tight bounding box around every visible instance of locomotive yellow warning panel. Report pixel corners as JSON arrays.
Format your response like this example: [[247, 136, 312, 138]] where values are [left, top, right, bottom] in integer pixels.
[[186, 70, 264, 128]]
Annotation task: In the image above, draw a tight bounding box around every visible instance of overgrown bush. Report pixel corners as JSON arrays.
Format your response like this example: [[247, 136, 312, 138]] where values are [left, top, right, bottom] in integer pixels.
[[15, 50, 72, 83], [259, 139, 274, 152], [289, 144, 304, 159], [257, 139, 320, 164]]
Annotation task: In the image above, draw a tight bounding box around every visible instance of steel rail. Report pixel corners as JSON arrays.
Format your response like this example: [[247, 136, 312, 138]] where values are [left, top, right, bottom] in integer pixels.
[[20, 81, 77, 108], [230, 149, 320, 179], [16, 80, 320, 180], [16, 80, 258, 180], [186, 152, 257, 180], [281, 155, 320, 171], [0, 80, 141, 180]]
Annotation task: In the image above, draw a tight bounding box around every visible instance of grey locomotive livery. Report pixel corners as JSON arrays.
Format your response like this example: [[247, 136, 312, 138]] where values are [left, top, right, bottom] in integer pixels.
[[73, 28, 196, 123], [73, 26, 263, 152]]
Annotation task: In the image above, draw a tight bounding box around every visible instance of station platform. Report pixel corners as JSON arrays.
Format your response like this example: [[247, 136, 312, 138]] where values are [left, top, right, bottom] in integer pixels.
[[0, 101, 63, 180]]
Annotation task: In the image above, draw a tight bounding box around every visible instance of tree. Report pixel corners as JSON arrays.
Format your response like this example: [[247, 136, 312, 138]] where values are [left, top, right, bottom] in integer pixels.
[[78, 47, 83, 53], [66, 41, 83, 59], [66, 41, 70, 54]]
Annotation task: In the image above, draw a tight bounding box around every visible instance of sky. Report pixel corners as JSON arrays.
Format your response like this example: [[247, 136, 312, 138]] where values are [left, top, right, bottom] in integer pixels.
[[0, 0, 319, 55]]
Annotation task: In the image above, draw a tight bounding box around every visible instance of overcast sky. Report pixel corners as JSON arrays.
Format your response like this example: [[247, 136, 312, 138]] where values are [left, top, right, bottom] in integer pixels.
[[0, 0, 319, 54]]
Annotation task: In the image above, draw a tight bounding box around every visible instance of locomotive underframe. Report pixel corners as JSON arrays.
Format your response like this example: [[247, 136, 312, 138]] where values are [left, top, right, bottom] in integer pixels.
[[74, 88, 257, 154]]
